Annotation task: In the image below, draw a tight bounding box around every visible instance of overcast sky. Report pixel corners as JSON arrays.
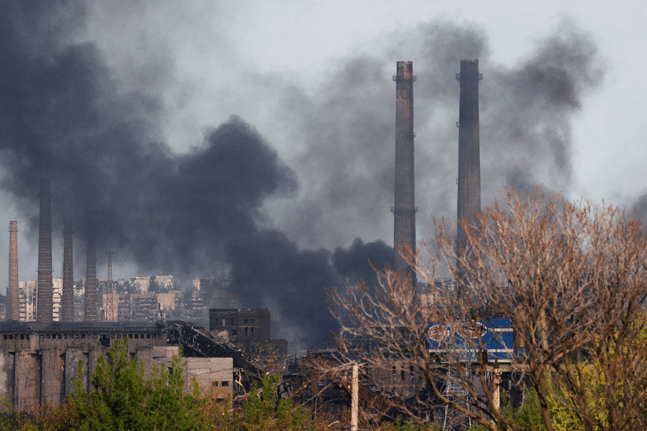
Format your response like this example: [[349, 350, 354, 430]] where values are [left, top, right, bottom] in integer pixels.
[[5, 0, 647, 278], [81, 0, 646, 202], [1, 1, 645, 346]]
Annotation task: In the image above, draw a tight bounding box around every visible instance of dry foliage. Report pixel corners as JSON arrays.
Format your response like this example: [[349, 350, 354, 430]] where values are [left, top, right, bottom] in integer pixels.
[[328, 188, 647, 431]]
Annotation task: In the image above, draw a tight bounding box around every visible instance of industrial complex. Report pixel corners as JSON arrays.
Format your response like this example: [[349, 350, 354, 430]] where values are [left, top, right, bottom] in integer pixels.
[[1, 59, 496, 424]]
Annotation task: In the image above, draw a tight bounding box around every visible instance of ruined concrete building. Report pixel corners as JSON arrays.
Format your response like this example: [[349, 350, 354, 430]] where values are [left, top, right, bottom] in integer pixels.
[[209, 308, 288, 368], [0, 321, 246, 412]]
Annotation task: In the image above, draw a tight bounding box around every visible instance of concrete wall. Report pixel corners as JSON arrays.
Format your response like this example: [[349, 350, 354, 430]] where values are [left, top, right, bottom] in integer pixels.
[[41, 349, 64, 406], [64, 349, 87, 396], [0, 352, 14, 404], [15, 351, 39, 412], [0, 338, 233, 412], [186, 357, 233, 400]]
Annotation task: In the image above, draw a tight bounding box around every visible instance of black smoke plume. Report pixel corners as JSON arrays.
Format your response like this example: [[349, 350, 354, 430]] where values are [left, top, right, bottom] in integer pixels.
[[0, 3, 604, 349], [0, 1, 395, 349], [333, 238, 394, 287], [0, 2, 297, 273]]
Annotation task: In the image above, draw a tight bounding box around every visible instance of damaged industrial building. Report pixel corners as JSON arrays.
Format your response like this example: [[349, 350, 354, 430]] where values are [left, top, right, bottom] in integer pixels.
[[0, 180, 277, 412], [0, 58, 520, 430], [0, 319, 262, 411]]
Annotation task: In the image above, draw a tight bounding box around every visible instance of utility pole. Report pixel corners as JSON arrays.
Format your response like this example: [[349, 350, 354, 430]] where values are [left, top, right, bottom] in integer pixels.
[[351, 363, 359, 431]]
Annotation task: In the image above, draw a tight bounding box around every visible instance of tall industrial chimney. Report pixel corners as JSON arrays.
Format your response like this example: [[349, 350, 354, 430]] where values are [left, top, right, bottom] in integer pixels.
[[84, 235, 97, 322], [8, 221, 19, 320], [392, 61, 417, 285], [37, 179, 53, 322], [456, 60, 482, 257], [61, 221, 74, 322]]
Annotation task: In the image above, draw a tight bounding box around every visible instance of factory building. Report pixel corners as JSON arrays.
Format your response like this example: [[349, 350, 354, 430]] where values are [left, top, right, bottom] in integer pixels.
[[0, 320, 245, 412], [209, 308, 288, 369]]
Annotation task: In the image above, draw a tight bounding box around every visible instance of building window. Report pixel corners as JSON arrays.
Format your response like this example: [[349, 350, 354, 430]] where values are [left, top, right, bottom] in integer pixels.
[[221, 381, 229, 387], [212, 381, 219, 387]]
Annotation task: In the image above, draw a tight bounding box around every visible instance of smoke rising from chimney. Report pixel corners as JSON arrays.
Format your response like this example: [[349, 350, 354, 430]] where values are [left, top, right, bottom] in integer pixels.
[[0, 3, 604, 347]]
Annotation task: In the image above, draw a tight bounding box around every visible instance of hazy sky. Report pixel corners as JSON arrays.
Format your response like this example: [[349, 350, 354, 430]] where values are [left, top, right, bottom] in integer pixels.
[[82, 0, 645, 203], [1, 1, 645, 347], [4, 0, 646, 278], [85, 1, 645, 201]]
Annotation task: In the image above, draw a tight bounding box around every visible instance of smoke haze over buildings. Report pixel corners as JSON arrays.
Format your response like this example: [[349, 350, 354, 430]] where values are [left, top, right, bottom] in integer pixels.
[[0, 2, 606, 349]]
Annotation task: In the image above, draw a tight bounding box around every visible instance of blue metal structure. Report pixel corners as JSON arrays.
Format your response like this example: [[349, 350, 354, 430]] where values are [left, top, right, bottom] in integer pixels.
[[427, 318, 514, 362]]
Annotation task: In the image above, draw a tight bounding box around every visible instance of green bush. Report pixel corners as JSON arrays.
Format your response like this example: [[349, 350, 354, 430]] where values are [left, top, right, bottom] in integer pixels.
[[68, 339, 210, 431]]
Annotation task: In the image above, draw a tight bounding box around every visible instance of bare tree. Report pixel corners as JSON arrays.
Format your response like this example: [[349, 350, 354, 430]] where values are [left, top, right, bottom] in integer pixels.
[[328, 188, 647, 430]]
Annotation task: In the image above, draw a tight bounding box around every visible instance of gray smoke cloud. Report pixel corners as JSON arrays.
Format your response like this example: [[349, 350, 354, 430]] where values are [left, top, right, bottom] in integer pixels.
[[271, 19, 604, 249], [0, 3, 604, 350], [0, 2, 298, 268]]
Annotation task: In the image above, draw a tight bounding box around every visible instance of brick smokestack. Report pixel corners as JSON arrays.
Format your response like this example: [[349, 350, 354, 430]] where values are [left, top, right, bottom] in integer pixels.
[[392, 61, 417, 285], [84, 235, 97, 322], [8, 221, 19, 320], [61, 221, 74, 322], [456, 60, 482, 256], [37, 179, 53, 322]]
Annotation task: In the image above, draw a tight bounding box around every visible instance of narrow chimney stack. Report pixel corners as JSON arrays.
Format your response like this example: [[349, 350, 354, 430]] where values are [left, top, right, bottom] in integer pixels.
[[84, 235, 97, 322], [8, 221, 19, 320], [61, 221, 74, 322], [37, 179, 53, 322], [392, 61, 417, 285], [456, 59, 482, 256]]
